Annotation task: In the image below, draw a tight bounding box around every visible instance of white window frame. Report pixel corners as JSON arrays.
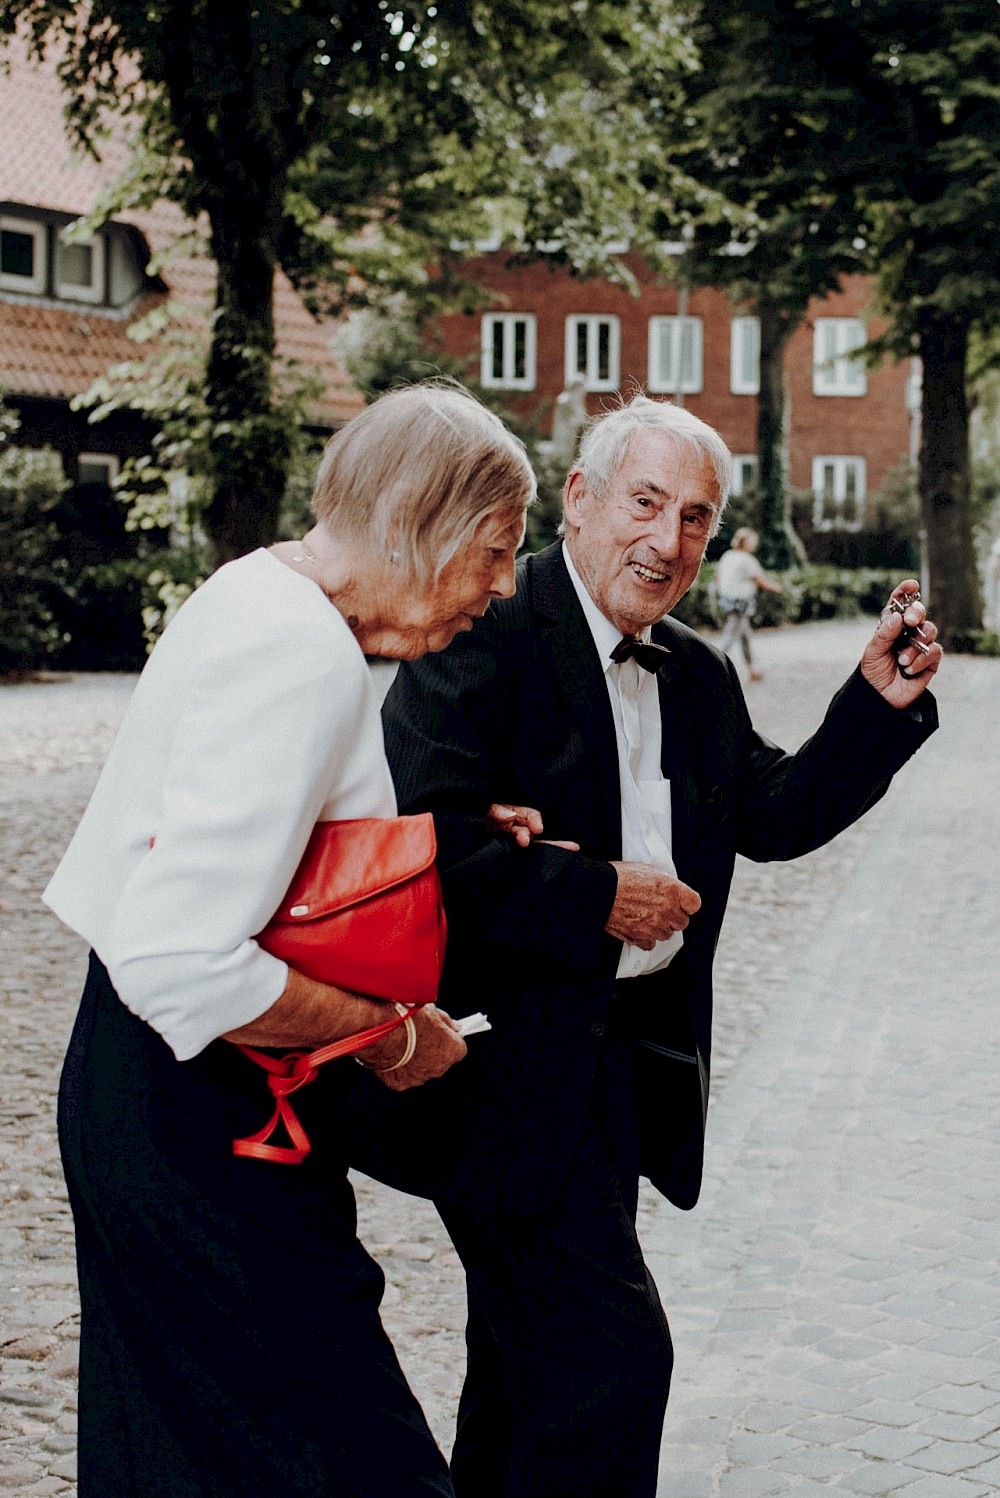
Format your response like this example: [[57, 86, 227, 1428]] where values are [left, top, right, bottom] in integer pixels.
[[813, 318, 867, 396], [564, 315, 620, 393], [480, 313, 536, 391], [731, 454, 759, 496], [647, 316, 704, 395], [77, 452, 120, 487], [56, 228, 106, 304], [0, 215, 47, 295], [812, 456, 867, 531], [730, 317, 760, 395]]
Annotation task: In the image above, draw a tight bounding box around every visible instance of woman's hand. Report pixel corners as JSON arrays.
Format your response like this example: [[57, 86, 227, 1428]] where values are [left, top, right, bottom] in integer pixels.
[[357, 1003, 467, 1092], [487, 803, 579, 852], [224, 969, 467, 1093]]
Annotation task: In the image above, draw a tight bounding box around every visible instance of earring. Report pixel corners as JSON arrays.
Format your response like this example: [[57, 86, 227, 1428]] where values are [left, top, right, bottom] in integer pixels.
[[389, 550, 401, 565]]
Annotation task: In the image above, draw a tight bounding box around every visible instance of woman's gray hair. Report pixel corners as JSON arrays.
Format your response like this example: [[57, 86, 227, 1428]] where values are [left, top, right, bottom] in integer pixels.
[[311, 381, 536, 582], [570, 394, 733, 536]]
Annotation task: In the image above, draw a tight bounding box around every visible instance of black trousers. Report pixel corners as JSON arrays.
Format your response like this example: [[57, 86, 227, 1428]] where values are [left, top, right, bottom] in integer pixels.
[[437, 1039, 674, 1498], [58, 955, 454, 1498]]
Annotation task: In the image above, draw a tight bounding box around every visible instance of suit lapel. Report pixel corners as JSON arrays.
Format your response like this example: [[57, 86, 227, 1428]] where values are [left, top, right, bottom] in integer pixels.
[[527, 545, 622, 856], [652, 619, 701, 888], [525, 546, 704, 879]]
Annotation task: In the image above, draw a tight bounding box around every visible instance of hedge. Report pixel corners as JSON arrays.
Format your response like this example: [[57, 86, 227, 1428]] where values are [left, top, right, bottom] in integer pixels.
[[671, 564, 905, 632]]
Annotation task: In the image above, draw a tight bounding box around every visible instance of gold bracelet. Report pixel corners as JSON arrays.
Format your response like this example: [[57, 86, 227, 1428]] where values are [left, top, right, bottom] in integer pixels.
[[355, 1003, 417, 1074]]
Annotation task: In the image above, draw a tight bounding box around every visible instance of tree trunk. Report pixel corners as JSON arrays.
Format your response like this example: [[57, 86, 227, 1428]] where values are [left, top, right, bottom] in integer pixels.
[[756, 297, 804, 570], [917, 311, 982, 649], [204, 198, 291, 568]]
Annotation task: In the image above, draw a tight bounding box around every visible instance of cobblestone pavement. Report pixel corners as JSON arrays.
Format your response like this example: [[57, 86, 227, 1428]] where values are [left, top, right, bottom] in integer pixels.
[[1, 622, 992, 1493], [652, 642, 1000, 1494]]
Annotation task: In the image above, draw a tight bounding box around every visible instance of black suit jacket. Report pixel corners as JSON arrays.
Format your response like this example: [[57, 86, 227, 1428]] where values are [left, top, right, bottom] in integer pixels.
[[343, 543, 937, 1216]]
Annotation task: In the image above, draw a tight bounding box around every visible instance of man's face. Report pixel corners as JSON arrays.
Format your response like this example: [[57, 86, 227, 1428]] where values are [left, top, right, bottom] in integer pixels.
[[563, 428, 721, 635]]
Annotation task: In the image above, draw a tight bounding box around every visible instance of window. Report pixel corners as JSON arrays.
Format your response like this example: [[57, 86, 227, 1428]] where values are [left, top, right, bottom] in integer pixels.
[[812, 456, 866, 530], [730, 317, 760, 395], [565, 315, 620, 392], [813, 318, 867, 396], [0, 216, 46, 294], [481, 314, 536, 390], [647, 316, 703, 395], [56, 229, 105, 304], [77, 453, 119, 488], [731, 455, 758, 496]]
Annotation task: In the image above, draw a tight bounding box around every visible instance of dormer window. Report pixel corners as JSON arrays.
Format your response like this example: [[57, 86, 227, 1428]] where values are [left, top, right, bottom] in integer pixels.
[[0, 216, 46, 294], [56, 229, 105, 304], [0, 214, 115, 305]]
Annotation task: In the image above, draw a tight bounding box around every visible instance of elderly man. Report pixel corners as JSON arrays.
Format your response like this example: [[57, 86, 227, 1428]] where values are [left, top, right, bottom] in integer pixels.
[[353, 396, 940, 1498]]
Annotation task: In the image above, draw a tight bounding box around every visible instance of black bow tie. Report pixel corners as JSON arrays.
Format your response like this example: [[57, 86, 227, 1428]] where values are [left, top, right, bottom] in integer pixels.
[[609, 636, 672, 674]]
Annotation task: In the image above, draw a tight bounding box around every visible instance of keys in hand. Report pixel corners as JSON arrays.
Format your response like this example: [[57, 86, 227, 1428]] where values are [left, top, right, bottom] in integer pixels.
[[886, 589, 933, 678]]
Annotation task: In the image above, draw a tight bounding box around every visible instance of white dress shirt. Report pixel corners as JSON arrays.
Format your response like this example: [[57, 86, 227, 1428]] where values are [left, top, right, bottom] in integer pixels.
[[562, 545, 683, 979], [44, 549, 396, 1060]]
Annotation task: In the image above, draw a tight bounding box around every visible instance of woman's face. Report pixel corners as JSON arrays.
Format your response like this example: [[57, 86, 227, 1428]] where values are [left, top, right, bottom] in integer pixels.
[[359, 508, 526, 659]]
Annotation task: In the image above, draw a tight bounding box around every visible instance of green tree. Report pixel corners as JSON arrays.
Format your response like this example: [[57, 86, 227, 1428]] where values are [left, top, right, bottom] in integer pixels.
[[670, 2, 889, 568], [846, 0, 1000, 646], [676, 0, 1000, 643], [1, 0, 681, 568], [0, 405, 69, 676]]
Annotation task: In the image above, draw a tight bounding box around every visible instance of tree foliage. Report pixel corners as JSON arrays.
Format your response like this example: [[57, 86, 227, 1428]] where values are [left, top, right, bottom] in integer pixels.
[[674, 0, 1000, 640], [843, 0, 1000, 644], [0, 405, 69, 676], [0, 0, 689, 567], [671, 2, 890, 567]]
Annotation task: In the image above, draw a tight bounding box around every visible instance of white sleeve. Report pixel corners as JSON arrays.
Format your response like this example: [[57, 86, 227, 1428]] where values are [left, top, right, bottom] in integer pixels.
[[104, 617, 379, 1060]]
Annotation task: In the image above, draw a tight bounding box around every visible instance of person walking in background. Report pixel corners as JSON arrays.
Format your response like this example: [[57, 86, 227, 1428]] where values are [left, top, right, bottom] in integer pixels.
[[42, 383, 536, 1498], [715, 525, 782, 680]]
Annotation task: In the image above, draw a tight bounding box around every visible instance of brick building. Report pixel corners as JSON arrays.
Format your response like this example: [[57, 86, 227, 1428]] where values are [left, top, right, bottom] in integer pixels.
[[436, 252, 919, 532]]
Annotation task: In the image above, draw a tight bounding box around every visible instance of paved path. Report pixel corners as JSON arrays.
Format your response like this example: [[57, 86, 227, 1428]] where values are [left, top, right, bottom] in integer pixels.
[[0, 622, 995, 1493], [651, 644, 1000, 1494]]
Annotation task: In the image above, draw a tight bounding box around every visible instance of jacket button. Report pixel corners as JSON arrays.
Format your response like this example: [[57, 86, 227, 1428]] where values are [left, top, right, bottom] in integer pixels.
[[590, 1021, 606, 1039]]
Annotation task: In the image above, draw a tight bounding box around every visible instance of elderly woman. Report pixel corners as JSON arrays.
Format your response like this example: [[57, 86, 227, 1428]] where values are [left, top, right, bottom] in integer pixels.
[[44, 383, 535, 1498]]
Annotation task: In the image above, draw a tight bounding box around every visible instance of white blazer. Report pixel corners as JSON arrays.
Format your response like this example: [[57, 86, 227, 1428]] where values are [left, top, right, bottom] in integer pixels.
[[45, 549, 396, 1060]]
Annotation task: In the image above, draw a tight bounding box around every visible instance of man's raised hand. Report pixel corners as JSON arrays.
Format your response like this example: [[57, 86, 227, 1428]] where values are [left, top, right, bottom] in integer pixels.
[[861, 581, 942, 709]]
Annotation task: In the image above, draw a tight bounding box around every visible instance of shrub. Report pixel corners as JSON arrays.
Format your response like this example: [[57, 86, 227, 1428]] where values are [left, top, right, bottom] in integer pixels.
[[671, 563, 901, 632], [0, 433, 71, 676], [790, 464, 921, 572], [49, 557, 150, 671]]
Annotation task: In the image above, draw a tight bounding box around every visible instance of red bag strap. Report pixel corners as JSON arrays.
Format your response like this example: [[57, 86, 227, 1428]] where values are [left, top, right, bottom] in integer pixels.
[[232, 1007, 413, 1165]]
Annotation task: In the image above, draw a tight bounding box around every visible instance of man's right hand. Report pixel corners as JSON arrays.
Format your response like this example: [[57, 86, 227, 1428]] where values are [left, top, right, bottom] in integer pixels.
[[605, 862, 702, 950]]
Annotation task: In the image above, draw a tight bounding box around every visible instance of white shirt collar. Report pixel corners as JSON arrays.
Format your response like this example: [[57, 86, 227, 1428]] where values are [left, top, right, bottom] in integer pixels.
[[561, 542, 652, 674]]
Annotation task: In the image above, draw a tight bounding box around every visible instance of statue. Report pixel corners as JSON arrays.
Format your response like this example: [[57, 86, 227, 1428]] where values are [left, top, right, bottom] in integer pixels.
[[551, 377, 588, 465]]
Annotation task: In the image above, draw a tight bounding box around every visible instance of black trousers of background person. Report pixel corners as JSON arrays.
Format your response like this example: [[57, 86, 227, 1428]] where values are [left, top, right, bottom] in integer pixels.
[[58, 954, 454, 1498], [436, 1036, 674, 1498]]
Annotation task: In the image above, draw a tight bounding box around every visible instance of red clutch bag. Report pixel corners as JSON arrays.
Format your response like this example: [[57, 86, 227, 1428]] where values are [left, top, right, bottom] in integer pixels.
[[256, 813, 446, 1002], [234, 814, 447, 1165]]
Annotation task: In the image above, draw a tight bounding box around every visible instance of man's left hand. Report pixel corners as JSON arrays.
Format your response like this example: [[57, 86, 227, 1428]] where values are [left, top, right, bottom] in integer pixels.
[[861, 580, 942, 709]]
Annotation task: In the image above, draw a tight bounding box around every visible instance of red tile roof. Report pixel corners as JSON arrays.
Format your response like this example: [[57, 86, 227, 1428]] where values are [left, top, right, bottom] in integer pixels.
[[0, 35, 363, 425], [0, 293, 166, 397]]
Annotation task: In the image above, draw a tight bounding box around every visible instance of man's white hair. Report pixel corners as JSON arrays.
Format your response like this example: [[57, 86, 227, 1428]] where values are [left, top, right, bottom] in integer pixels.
[[568, 394, 733, 537]]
